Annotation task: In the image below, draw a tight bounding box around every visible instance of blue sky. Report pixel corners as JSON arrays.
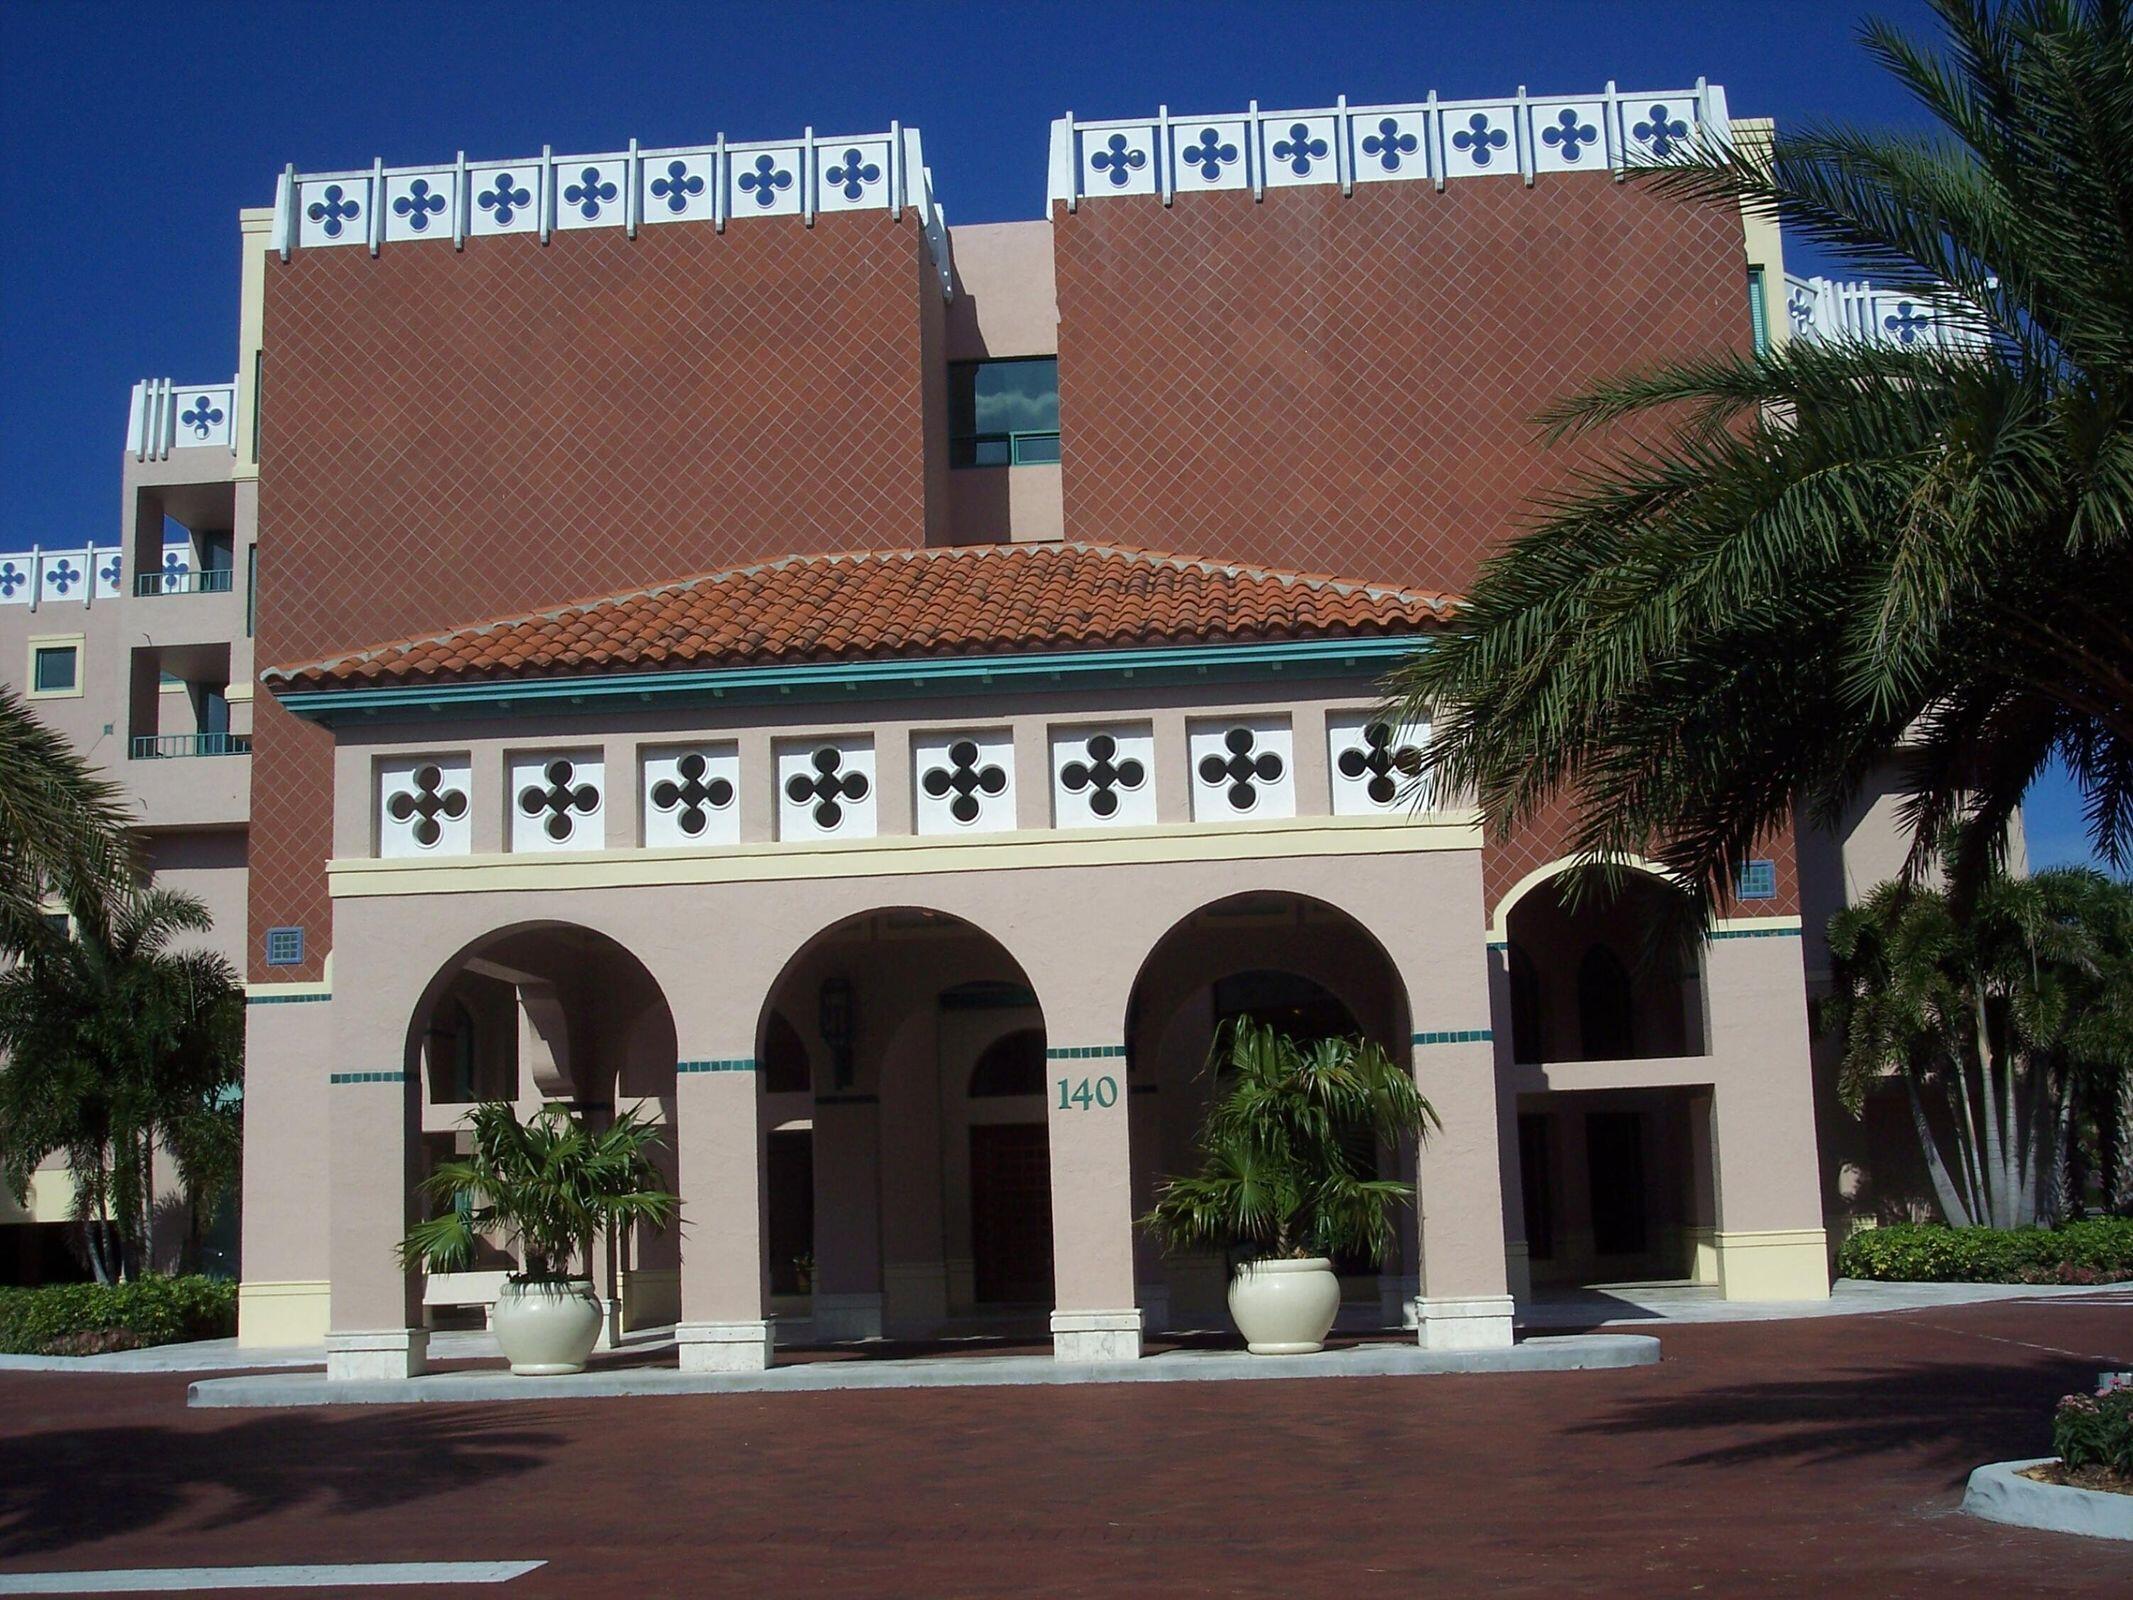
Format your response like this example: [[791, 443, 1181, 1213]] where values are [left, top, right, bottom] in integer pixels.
[[0, 0, 2110, 872]]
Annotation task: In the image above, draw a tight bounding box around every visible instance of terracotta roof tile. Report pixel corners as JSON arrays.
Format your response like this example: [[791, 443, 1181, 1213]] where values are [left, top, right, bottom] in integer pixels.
[[262, 541, 1453, 691]]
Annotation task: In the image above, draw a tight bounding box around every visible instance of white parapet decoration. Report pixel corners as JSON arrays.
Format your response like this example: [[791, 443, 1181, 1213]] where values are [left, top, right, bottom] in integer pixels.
[[1783, 272, 1986, 351], [0, 544, 124, 608], [126, 377, 239, 460], [273, 125, 953, 298], [1047, 81, 1732, 209]]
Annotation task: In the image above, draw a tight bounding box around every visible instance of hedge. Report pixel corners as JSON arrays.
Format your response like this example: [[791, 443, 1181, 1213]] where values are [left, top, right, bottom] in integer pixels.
[[1835, 1219, 2133, 1284], [0, 1275, 236, 1355]]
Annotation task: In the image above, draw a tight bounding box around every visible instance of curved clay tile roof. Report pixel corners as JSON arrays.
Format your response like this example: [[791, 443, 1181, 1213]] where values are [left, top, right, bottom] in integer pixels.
[[262, 541, 1454, 691]]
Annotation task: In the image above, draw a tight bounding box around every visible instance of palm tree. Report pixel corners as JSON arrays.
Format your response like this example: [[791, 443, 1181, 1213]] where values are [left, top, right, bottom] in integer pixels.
[[0, 685, 133, 942], [1143, 1020, 1438, 1264], [1387, 0, 2133, 910], [0, 888, 243, 1281], [1825, 865, 2133, 1227]]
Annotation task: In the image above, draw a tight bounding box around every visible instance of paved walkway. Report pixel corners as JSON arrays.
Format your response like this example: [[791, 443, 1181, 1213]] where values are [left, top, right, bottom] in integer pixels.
[[0, 1295, 2126, 1595]]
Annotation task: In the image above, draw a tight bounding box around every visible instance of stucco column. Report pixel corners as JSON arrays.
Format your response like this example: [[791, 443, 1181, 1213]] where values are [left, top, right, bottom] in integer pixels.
[[674, 1058, 772, 1370], [1705, 932, 1830, 1299], [810, 1096, 883, 1339], [324, 1032, 424, 1382], [1044, 1040, 1140, 1361], [1412, 1034, 1515, 1349]]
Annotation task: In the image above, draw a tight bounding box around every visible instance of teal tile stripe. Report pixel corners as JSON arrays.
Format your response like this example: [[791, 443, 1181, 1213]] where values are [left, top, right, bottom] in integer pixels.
[[1047, 1045, 1127, 1060], [1709, 926, 1804, 941], [329, 1071, 404, 1085], [1412, 1029, 1493, 1046], [1485, 940, 1509, 952], [677, 1058, 757, 1074], [249, 992, 332, 1006]]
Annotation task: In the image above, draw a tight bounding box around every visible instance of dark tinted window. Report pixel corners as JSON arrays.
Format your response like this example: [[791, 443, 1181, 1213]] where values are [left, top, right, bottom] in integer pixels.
[[949, 357, 1060, 467]]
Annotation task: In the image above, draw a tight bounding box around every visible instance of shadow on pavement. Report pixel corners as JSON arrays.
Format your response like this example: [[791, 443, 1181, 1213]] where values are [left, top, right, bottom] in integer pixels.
[[1569, 1356, 2077, 1480], [0, 1406, 561, 1558]]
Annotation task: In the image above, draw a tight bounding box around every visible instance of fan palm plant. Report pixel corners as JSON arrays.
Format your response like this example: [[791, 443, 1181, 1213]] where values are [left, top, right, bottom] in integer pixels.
[[0, 887, 242, 1281], [399, 1101, 677, 1281], [1143, 1019, 1438, 1264], [1387, 0, 2133, 909]]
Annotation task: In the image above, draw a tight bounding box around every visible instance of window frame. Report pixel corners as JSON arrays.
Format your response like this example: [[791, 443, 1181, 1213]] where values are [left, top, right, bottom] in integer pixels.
[[26, 634, 84, 699], [948, 355, 1061, 470]]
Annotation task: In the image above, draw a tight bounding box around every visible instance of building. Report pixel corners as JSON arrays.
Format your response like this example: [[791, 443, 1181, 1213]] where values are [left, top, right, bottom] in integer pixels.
[[2, 81, 1984, 1375]]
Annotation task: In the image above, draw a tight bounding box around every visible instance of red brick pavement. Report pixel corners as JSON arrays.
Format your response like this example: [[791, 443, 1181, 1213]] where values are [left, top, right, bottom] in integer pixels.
[[2, 1297, 2128, 1596]]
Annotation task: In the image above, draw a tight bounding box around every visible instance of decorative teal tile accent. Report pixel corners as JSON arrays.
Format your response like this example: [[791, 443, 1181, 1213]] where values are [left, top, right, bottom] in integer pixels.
[[1708, 926, 1803, 941], [249, 991, 332, 1006], [1485, 940, 1509, 952], [1046, 1045, 1127, 1060], [677, 1058, 757, 1073], [328, 1070, 404, 1085], [1411, 1029, 1493, 1046]]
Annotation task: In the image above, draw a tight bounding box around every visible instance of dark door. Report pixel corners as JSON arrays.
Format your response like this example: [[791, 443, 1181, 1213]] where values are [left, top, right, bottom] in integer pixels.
[[970, 1123, 1052, 1304], [1518, 1114, 1555, 1261], [1585, 1112, 1648, 1258]]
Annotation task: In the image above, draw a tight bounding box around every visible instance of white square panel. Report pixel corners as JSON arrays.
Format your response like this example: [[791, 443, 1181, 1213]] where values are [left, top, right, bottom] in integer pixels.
[[155, 541, 192, 594], [92, 549, 123, 599], [510, 751, 605, 851], [817, 139, 890, 212], [468, 164, 539, 236], [729, 147, 803, 217], [1442, 106, 1517, 177], [643, 745, 739, 847], [1530, 101, 1607, 173], [383, 170, 454, 241], [915, 731, 1014, 834], [380, 756, 472, 858], [1329, 712, 1430, 815], [0, 557, 31, 607], [1261, 115, 1338, 188], [1080, 127, 1156, 196], [1171, 119, 1248, 191], [1351, 112, 1428, 183], [778, 738, 875, 840], [1190, 718, 1295, 820], [35, 551, 88, 605], [554, 159, 625, 230], [298, 177, 369, 247], [1051, 725, 1154, 829], [1621, 97, 1698, 165], [641, 151, 714, 223]]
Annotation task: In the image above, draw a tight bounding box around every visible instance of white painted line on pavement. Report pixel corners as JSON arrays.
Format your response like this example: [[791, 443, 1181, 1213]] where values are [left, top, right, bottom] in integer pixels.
[[0, 1562, 544, 1593]]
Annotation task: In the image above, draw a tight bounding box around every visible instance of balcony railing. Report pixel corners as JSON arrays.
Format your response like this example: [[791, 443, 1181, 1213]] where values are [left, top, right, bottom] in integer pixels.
[[135, 568, 235, 597], [130, 732, 251, 759], [950, 430, 1062, 468], [1783, 273, 1986, 351]]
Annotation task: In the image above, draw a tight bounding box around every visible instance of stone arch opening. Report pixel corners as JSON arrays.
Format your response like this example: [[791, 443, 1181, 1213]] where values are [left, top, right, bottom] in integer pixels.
[[1502, 868, 1706, 1065]]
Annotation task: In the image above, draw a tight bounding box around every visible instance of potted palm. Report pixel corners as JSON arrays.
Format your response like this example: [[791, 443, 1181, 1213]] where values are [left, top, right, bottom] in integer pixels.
[[399, 1101, 677, 1375], [1144, 1019, 1436, 1354]]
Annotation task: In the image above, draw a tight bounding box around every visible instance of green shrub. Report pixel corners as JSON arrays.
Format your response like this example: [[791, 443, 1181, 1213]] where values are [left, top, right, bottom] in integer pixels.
[[2055, 1378, 2133, 1477], [0, 1275, 236, 1355], [1834, 1219, 2133, 1283]]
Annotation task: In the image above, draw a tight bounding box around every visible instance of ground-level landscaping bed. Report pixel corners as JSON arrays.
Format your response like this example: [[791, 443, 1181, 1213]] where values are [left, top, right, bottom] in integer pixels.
[[0, 1274, 235, 1355], [1836, 1218, 2133, 1285]]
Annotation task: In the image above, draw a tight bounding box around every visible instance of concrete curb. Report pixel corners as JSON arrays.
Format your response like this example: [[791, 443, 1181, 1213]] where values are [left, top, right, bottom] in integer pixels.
[[1961, 1458, 2133, 1541], [188, 1332, 1658, 1408]]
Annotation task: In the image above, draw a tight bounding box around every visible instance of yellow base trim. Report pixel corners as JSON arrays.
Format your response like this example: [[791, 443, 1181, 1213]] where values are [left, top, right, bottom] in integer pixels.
[[328, 812, 1484, 900], [1715, 1228, 1829, 1301], [1684, 1225, 1721, 1287], [237, 1279, 331, 1347]]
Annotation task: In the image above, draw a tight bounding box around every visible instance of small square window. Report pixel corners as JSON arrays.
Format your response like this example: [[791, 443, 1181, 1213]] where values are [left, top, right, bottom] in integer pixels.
[[264, 926, 305, 967], [1734, 859, 1777, 901], [31, 645, 78, 695]]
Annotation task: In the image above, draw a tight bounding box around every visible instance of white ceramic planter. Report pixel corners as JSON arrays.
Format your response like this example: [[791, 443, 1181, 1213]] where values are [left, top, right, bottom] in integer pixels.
[[1228, 1257, 1341, 1354], [491, 1276, 602, 1375]]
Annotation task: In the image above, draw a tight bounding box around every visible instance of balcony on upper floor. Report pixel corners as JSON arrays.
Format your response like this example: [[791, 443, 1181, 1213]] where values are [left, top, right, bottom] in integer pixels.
[[1782, 274, 1986, 352], [127, 378, 241, 463]]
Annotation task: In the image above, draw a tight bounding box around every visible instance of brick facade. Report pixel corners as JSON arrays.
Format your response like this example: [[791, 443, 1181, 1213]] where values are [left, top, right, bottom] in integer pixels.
[[251, 212, 939, 979]]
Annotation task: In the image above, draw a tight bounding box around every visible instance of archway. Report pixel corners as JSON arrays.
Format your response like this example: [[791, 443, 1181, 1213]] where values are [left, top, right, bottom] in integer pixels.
[[1124, 892, 1414, 1331], [403, 922, 680, 1336], [755, 908, 1050, 1340], [1501, 868, 1706, 1065]]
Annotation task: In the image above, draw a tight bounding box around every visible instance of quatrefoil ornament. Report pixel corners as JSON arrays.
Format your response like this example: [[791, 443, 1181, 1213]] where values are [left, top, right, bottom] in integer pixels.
[[922, 739, 1008, 826], [1198, 727, 1285, 812], [518, 759, 600, 843], [387, 764, 468, 849], [1338, 722, 1424, 806], [786, 747, 869, 830], [1060, 733, 1146, 820], [650, 752, 734, 837]]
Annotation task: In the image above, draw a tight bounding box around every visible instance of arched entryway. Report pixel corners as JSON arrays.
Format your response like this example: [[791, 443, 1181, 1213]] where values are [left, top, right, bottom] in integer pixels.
[[755, 908, 1052, 1341], [1501, 866, 1705, 1066], [404, 922, 680, 1338], [1124, 891, 1415, 1332]]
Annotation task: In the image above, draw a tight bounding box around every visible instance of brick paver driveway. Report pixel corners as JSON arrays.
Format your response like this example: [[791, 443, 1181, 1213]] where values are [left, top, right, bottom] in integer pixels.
[[2, 1294, 2130, 1596]]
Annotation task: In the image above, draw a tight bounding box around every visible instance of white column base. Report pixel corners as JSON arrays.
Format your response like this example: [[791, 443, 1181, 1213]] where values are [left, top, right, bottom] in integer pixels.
[[326, 1328, 428, 1381], [1414, 1294, 1516, 1352], [676, 1319, 775, 1372], [811, 1292, 884, 1340], [1051, 1308, 1142, 1363], [1378, 1272, 1421, 1329]]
